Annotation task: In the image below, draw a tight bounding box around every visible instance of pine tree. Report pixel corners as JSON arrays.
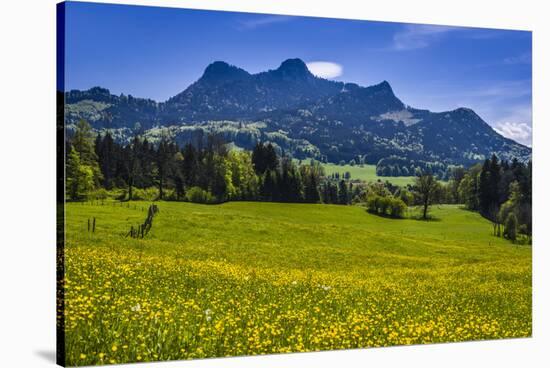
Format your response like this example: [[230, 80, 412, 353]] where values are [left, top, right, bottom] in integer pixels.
[[478, 159, 492, 215], [338, 180, 349, 204], [182, 143, 198, 188]]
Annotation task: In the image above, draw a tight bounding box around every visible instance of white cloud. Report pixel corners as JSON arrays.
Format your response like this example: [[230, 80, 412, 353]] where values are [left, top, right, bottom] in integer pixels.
[[306, 61, 343, 79], [494, 121, 532, 146]]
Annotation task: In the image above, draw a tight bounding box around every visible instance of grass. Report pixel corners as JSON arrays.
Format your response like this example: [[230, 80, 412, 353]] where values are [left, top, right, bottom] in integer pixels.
[[320, 163, 416, 186], [64, 201, 531, 366]]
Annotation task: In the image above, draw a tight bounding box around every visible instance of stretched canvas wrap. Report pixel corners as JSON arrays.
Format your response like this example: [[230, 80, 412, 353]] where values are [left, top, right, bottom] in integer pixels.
[[56, 1, 533, 366]]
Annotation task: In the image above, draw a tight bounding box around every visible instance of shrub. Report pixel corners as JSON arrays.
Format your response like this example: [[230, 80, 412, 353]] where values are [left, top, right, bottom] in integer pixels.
[[504, 213, 518, 241], [115, 189, 127, 201], [378, 196, 391, 215], [163, 188, 178, 201], [398, 189, 414, 206], [366, 194, 379, 213], [131, 187, 159, 201], [389, 197, 407, 218], [89, 188, 109, 201], [186, 187, 215, 204]]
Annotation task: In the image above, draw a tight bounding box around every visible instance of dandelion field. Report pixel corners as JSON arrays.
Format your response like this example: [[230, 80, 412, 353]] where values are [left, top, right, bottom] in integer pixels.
[[63, 201, 531, 366]]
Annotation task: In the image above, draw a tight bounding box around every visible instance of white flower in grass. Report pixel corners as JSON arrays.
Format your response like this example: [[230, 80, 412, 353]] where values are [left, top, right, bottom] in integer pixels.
[[204, 308, 212, 321]]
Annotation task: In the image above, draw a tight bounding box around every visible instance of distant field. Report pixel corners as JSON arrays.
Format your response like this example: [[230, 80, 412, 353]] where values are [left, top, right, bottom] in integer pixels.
[[64, 201, 531, 365], [320, 163, 416, 186]]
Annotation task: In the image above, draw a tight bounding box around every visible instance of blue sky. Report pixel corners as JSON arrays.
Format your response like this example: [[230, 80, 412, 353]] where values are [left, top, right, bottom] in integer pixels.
[[63, 2, 532, 146]]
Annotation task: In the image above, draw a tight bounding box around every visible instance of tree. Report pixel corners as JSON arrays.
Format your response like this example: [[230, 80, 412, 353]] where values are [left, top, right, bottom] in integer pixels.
[[182, 143, 198, 188], [448, 166, 466, 203], [413, 173, 441, 220], [261, 169, 277, 201], [72, 119, 102, 186], [304, 170, 321, 203], [322, 182, 339, 204], [338, 180, 349, 204], [479, 155, 501, 216], [155, 138, 175, 200], [123, 136, 142, 200], [458, 165, 482, 210], [226, 151, 260, 200], [498, 180, 522, 235], [95, 132, 116, 189], [66, 146, 94, 200], [397, 188, 414, 206], [252, 142, 278, 174], [478, 159, 492, 215]]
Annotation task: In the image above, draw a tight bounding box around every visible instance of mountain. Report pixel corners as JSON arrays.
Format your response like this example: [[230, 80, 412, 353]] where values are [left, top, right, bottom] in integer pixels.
[[163, 58, 343, 122], [65, 87, 162, 130], [64, 58, 531, 173]]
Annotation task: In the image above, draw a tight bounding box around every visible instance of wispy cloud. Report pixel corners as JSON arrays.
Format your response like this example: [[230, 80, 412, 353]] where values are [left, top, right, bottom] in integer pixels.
[[391, 24, 457, 51], [237, 15, 293, 30], [306, 61, 343, 79]]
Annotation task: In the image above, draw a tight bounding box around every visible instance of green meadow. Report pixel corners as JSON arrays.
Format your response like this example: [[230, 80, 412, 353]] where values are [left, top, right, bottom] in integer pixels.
[[320, 163, 416, 186], [64, 201, 531, 366]]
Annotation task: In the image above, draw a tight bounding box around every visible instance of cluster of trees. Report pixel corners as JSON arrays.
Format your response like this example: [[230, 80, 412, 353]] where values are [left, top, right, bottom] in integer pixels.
[[365, 194, 407, 218], [327, 172, 352, 180], [355, 178, 437, 219], [320, 180, 353, 205], [66, 121, 103, 200], [250, 143, 324, 203], [451, 155, 532, 241], [66, 120, 332, 204], [376, 156, 454, 180]]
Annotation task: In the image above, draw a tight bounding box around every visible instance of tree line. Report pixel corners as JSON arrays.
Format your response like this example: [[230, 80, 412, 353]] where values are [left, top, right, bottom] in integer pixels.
[[66, 120, 357, 205]]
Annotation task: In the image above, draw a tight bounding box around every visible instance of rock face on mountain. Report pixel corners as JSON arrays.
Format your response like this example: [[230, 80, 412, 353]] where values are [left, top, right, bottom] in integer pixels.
[[64, 58, 531, 168]]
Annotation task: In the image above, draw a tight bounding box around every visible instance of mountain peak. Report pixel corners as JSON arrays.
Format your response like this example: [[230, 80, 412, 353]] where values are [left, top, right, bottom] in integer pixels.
[[201, 61, 250, 82], [453, 107, 475, 114], [274, 58, 312, 78], [373, 80, 393, 92], [449, 107, 482, 120]]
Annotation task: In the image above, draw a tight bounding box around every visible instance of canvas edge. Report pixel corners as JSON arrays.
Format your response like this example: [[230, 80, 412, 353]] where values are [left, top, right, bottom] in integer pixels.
[[56, 2, 66, 367]]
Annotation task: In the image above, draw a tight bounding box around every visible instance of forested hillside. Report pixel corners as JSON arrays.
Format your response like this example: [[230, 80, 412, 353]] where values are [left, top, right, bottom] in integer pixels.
[[64, 58, 531, 175]]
